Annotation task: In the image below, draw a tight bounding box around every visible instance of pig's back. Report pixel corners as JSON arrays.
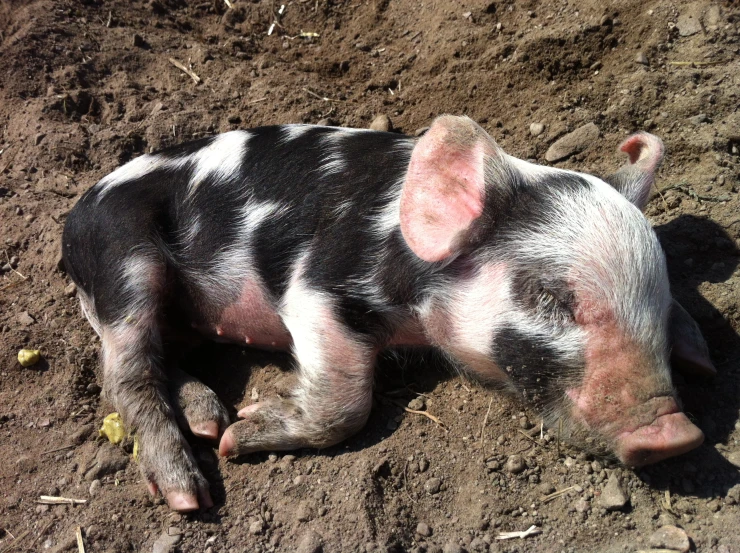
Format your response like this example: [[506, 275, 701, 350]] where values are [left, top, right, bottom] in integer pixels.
[[64, 125, 418, 332]]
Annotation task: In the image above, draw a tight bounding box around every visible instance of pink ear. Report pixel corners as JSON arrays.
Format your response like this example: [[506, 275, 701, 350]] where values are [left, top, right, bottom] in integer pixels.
[[606, 132, 664, 210], [400, 116, 492, 262]]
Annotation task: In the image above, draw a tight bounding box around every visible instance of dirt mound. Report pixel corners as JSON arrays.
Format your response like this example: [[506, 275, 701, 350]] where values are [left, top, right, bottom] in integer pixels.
[[1, 1, 739, 552]]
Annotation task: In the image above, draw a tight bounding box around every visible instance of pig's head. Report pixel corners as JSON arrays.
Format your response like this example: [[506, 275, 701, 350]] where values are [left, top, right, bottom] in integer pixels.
[[402, 115, 707, 466]]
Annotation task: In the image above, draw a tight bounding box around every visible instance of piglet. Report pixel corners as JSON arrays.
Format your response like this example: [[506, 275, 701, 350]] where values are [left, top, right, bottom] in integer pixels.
[[62, 116, 713, 512]]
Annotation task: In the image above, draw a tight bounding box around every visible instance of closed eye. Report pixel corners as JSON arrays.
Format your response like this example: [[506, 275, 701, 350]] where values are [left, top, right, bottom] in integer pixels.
[[537, 288, 574, 323]]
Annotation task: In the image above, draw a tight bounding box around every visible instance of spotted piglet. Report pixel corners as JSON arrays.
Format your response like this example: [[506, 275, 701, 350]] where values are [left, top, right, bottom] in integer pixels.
[[62, 116, 714, 512]]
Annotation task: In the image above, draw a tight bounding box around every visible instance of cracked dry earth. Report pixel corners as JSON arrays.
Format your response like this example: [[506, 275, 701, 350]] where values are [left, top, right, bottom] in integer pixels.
[[1, 0, 740, 552]]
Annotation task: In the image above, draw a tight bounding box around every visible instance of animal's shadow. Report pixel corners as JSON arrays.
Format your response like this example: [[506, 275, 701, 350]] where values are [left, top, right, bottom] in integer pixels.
[[180, 214, 740, 510], [643, 214, 740, 500], [176, 340, 454, 510]]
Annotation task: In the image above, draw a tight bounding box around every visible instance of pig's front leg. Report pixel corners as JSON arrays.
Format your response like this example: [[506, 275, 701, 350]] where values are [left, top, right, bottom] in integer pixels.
[[219, 280, 375, 455], [99, 315, 212, 512]]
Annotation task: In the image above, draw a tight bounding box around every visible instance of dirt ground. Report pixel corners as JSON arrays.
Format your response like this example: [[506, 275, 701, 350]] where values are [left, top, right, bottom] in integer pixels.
[[1, 0, 739, 552]]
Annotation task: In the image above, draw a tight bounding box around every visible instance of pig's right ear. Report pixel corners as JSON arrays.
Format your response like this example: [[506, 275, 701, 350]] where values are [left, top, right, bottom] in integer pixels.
[[605, 132, 664, 211], [669, 299, 717, 378], [400, 116, 496, 262]]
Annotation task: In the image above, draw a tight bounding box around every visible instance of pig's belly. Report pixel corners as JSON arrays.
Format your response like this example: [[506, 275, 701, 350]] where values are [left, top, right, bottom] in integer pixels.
[[194, 279, 430, 350], [202, 280, 292, 350]]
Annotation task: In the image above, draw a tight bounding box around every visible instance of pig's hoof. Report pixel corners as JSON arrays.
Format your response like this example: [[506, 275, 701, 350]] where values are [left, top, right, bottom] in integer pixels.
[[169, 370, 230, 440], [219, 399, 305, 456], [139, 438, 214, 512]]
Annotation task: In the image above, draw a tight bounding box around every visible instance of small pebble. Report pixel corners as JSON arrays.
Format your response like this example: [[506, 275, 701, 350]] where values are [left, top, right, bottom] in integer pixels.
[[418, 459, 429, 473], [688, 113, 708, 125], [152, 530, 182, 553], [443, 542, 464, 553], [648, 525, 690, 553], [529, 123, 545, 136], [545, 122, 599, 162], [64, 282, 78, 297], [635, 51, 649, 65], [17, 311, 35, 326], [248, 519, 265, 535], [538, 482, 555, 495], [89, 479, 102, 496], [369, 114, 392, 132], [505, 454, 526, 474], [408, 397, 425, 411], [574, 497, 590, 513], [296, 500, 313, 522], [416, 522, 432, 537], [424, 477, 442, 494], [599, 473, 629, 511], [296, 530, 323, 553]]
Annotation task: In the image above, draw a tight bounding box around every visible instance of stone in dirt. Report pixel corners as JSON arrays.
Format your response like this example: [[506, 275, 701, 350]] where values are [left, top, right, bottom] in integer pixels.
[[369, 114, 392, 132], [599, 473, 629, 511], [505, 454, 526, 474], [152, 530, 181, 553], [416, 522, 433, 537], [85, 443, 129, 481], [544, 123, 599, 162], [424, 477, 442, 494], [296, 500, 313, 522], [296, 530, 323, 553], [702, 4, 721, 31], [248, 519, 264, 535], [676, 12, 702, 36], [17, 311, 35, 326], [648, 525, 690, 553], [529, 122, 545, 136]]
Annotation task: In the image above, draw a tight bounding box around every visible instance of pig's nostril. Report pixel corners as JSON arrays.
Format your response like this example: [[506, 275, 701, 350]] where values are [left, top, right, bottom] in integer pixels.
[[616, 411, 704, 466]]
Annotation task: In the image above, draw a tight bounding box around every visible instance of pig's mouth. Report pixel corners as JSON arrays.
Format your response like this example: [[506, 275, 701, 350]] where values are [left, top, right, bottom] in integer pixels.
[[612, 396, 704, 466]]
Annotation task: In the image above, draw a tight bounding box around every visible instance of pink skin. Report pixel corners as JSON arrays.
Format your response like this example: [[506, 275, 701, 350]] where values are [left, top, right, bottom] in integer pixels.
[[615, 398, 704, 466], [620, 132, 663, 172], [218, 404, 260, 457], [400, 117, 489, 262], [567, 308, 703, 465], [191, 420, 220, 440], [146, 481, 213, 512], [211, 279, 291, 348]]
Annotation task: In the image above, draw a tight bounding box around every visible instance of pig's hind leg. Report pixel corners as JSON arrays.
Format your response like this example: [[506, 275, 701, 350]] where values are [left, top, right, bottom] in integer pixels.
[[94, 254, 213, 512], [219, 282, 375, 456]]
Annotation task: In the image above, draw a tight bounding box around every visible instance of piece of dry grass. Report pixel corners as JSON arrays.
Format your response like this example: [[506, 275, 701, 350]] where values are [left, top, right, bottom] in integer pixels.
[[168, 57, 201, 84], [37, 496, 87, 505]]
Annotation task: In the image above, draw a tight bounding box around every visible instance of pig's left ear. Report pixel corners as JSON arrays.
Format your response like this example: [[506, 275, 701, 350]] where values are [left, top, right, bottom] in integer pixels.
[[605, 132, 664, 211], [669, 299, 717, 378], [400, 115, 497, 262]]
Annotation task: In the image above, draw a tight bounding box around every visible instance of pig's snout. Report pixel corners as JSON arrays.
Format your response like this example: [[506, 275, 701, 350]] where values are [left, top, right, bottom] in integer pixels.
[[614, 399, 704, 466]]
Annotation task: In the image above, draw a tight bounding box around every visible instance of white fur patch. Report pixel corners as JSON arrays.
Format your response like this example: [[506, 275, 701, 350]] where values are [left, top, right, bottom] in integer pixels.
[[187, 131, 251, 194], [280, 124, 314, 143], [280, 254, 373, 392], [185, 200, 289, 304], [448, 263, 512, 356], [94, 131, 251, 200], [94, 154, 173, 198]]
